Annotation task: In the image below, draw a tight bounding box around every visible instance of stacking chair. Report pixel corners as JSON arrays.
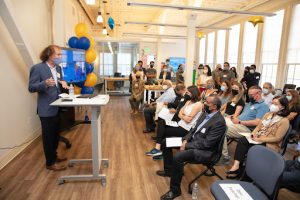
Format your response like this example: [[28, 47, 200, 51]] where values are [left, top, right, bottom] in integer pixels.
[[280, 125, 292, 156], [185, 132, 226, 193], [211, 145, 285, 200]]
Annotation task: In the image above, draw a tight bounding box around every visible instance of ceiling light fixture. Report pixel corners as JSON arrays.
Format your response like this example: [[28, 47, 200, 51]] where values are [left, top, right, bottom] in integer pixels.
[[124, 21, 231, 30], [97, 12, 103, 23], [127, 2, 276, 16], [102, 27, 108, 35], [86, 0, 96, 5]]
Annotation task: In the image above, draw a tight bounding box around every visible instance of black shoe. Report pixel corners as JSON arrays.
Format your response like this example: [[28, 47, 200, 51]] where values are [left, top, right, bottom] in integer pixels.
[[143, 129, 154, 133], [156, 170, 171, 177], [160, 191, 181, 200]]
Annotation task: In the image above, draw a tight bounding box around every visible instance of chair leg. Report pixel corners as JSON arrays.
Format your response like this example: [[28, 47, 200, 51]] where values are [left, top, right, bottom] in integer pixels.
[[209, 168, 223, 180], [188, 168, 209, 194]]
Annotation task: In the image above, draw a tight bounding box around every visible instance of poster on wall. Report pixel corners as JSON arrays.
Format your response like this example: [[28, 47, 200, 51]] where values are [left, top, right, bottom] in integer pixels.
[[169, 57, 186, 72]]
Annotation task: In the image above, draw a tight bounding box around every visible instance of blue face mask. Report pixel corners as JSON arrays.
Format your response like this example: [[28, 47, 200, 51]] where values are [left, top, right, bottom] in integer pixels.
[[286, 95, 292, 101], [220, 86, 226, 92], [53, 58, 62, 65]]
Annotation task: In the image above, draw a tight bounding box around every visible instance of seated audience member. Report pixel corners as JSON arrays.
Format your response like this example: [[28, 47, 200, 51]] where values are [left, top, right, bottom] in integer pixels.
[[176, 64, 184, 84], [286, 89, 300, 129], [230, 67, 238, 80], [143, 84, 186, 133], [219, 81, 232, 106], [159, 65, 172, 81], [226, 96, 290, 178], [145, 86, 202, 158], [129, 71, 144, 114], [220, 85, 269, 165], [212, 64, 222, 90], [281, 157, 300, 193], [129, 63, 144, 92], [201, 79, 218, 102], [221, 81, 245, 117], [158, 95, 226, 200], [197, 64, 212, 94], [262, 82, 275, 107]]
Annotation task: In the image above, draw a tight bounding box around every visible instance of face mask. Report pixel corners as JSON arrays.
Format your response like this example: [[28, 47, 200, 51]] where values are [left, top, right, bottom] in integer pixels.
[[269, 104, 280, 112], [53, 58, 62, 65], [250, 69, 255, 74], [204, 104, 211, 114], [150, 65, 154, 68], [286, 95, 292, 101], [220, 86, 227, 92], [136, 76, 140, 80], [249, 96, 256, 103], [206, 84, 213, 89], [163, 69, 168, 72], [224, 67, 229, 71], [232, 89, 239, 96], [262, 88, 269, 94], [203, 69, 208, 74], [184, 93, 191, 100]]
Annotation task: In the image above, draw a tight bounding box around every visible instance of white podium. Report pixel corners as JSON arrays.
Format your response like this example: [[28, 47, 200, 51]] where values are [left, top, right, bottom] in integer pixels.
[[51, 95, 109, 185]]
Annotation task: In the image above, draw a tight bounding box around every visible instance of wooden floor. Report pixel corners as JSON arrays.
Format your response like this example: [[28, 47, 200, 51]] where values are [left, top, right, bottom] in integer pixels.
[[0, 96, 299, 200]]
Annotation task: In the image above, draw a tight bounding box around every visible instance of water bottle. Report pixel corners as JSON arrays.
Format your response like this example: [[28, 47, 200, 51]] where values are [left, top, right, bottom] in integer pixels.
[[69, 84, 74, 98], [84, 110, 89, 121], [191, 182, 199, 200]]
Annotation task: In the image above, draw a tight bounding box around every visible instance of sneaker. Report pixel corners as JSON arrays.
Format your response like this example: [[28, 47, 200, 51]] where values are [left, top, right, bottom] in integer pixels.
[[145, 148, 162, 156], [153, 155, 163, 161], [216, 156, 230, 166]]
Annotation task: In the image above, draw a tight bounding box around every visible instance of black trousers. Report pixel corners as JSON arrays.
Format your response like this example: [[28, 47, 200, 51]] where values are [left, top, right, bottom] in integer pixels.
[[156, 120, 188, 145], [162, 140, 196, 194], [143, 107, 156, 130], [40, 115, 60, 166]]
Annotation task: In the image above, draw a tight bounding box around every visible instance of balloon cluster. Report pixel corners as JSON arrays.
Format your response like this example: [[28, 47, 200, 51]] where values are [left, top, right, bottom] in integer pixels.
[[68, 23, 98, 94]]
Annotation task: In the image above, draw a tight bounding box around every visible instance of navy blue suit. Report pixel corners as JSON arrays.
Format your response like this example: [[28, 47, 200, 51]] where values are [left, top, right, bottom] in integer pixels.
[[28, 62, 63, 166]]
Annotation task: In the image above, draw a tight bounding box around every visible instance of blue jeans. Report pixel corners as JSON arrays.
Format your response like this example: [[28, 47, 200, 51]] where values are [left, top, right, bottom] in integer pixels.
[[281, 160, 300, 193]]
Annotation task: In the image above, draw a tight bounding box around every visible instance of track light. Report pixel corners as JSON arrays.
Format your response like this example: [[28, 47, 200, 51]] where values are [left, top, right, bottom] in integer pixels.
[[97, 12, 103, 23], [86, 0, 95, 5], [102, 27, 108, 35], [127, 2, 276, 16]]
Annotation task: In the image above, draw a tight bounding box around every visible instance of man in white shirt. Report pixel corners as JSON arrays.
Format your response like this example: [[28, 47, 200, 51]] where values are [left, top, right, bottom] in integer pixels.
[[262, 82, 275, 107]]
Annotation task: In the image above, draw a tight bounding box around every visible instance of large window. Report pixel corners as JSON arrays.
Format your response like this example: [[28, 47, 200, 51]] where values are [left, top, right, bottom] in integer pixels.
[[286, 4, 300, 86], [242, 22, 258, 66], [117, 53, 131, 76], [199, 38, 206, 64], [100, 53, 114, 76], [206, 32, 215, 67], [261, 10, 284, 86], [216, 30, 226, 65], [227, 24, 240, 66]]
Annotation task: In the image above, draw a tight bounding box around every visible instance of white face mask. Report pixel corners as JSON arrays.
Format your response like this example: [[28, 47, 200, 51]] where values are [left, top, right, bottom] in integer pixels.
[[262, 88, 269, 94], [269, 104, 280, 112], [286, 95, 292, 101], [250, 69, 255, 73]]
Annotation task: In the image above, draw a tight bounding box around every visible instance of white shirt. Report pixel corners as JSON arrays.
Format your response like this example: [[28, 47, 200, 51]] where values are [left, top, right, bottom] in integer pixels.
[[156, 87, 176, 103], [262, 93, 275, 107], [46, 62, 58, 87]]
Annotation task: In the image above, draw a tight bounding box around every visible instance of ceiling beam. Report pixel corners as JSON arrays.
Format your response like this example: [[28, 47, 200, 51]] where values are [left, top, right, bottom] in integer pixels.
[[123, 32, 186, 39], [127, 2, 276, 16]]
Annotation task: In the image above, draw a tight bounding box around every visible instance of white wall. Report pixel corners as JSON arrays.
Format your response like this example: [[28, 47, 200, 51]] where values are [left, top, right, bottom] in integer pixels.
[[160, 40, 186, 63], [0, 0, 91, 169]]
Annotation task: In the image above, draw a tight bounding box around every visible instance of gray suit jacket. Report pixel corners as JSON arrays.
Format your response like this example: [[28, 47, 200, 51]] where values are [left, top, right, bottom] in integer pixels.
[[183, 111, 226, 163], [28, 62, 63, 117]]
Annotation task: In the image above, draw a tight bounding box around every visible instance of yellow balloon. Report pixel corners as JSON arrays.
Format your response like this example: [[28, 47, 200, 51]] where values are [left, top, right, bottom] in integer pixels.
[[86, 49, 96, 63], [75, 23, 88, 37], [86, 35, 95, 48], [85, 73, 97, 87], [74, 85, 82, 94]]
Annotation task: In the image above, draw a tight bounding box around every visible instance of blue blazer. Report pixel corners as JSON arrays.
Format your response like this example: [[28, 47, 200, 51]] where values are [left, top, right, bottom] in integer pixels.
[[28, 62, 63, 117]]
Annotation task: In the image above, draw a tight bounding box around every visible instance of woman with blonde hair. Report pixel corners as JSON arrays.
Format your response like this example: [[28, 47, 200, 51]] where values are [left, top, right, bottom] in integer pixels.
[[201, 79, 218, 102], [129, 71, 144, 114], [221, 81, 245, 117]]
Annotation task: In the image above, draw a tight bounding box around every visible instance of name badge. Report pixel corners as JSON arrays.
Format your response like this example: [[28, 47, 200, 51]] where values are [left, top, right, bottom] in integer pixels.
[[223, 75, 227, 78], [256, 76, 259, 79], [57, 73, 61, 79], [230, 102, 236, 107], [201, 128, 206, 134], [250, 106, 255, 110]]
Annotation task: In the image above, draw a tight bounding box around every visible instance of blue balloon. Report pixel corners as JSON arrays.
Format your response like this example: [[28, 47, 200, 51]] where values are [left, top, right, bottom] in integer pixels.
[[75, 81, 85, 88], [78, 37, 90, 50], [68, 36, 79, 48], [81, 86, 94, 94], [85, 62, 94, 74], [108, 17, 115, 30]]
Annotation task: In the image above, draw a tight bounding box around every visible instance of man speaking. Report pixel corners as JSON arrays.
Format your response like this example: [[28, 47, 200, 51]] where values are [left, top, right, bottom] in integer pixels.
[[28, 45, 69, 171]]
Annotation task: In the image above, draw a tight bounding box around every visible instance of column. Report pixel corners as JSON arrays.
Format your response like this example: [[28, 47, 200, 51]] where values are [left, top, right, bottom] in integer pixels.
[[185, 13, 197, 86], [53, 0, 66, 46], [156, 38, 162, 78]]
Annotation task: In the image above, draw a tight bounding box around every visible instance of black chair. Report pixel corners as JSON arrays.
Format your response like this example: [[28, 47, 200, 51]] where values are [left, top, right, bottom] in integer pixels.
[[114, 72, 124, 89], [94, 82, 104, 94], [280, 125, 292, 155], [283, 84, 296, 94], [211, 145, 285, 200], [289, 114, 300, 144], [185, 132, 226, 194]]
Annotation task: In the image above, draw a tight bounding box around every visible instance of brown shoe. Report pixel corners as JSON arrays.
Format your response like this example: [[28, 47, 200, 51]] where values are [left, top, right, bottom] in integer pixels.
[[56, 157, 67, 163], [46, 163, 67, 171]]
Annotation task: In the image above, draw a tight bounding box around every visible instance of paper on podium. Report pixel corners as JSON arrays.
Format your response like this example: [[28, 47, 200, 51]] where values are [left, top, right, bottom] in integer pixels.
[[158, 107, 175, 121], [220, 184, 253, 200], [59, 93, 71, 98], [165, 120, 179, 127], [239, 132, 262, 144], [166, 137, 182, 147]]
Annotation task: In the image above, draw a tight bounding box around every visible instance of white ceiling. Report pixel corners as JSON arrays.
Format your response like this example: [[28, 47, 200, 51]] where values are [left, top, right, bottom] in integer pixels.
[[85, 0, 273, 39]]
